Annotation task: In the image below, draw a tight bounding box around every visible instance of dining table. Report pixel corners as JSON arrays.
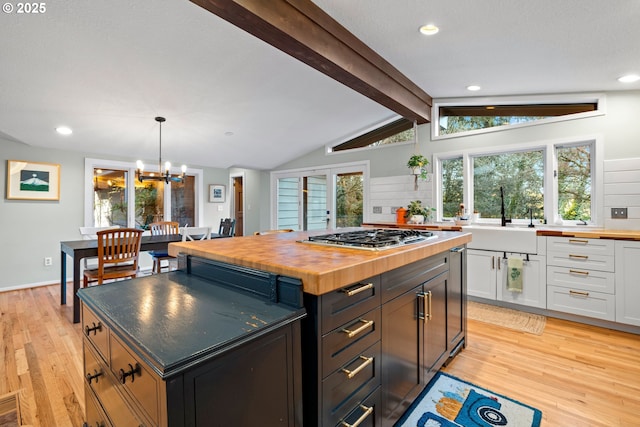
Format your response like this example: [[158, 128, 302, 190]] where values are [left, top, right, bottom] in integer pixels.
[[60, 234, 183, 323]]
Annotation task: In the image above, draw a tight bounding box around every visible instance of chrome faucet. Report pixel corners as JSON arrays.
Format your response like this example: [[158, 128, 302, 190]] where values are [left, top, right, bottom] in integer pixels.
[[500, 186, 511, 227]]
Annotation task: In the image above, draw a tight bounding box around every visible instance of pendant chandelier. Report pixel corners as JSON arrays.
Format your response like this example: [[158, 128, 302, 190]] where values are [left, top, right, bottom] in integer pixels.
[[136, 116, 186, 183]]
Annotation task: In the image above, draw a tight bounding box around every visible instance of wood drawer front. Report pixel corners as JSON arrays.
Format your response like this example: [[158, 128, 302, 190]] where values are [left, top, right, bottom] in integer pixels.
[[85, 383, 111, 427], [322, 341, 381, 426], [321, 276, 381, 335], [546, 266, 615, 294], [547, 285, 615, 321], [547, 236, 615, 255], [547, 250, 614, 272], [82, 305, 109, 362], [337, 386, 380, 427], [84, 342, 144, 427], [322, 307, 381, 376], [109, 334, 159, 426]]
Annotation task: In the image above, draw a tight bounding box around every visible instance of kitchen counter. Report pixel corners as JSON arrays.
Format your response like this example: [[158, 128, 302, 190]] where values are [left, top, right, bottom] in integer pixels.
[[536, 228, 640, 240], [168, 228, 471, 295], [362, 221, 462, 231]]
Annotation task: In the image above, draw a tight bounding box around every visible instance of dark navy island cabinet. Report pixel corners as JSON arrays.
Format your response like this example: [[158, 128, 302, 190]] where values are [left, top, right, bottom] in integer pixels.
[[78, 255, 306, 427]]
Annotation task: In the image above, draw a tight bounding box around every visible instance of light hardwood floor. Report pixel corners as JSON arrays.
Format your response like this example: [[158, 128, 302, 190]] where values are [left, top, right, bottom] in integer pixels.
[[1, 283, 639, 426]]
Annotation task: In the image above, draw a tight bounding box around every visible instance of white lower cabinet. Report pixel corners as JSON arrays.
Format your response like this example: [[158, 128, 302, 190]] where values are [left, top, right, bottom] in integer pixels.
[[467, 249, 546, 308], [615, 240, 640, 326], [546, 237, 616, 321]]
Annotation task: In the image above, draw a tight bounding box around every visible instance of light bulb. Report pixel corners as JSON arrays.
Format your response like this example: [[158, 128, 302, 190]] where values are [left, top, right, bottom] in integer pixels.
[[136, 160, 144, 172], [165, 161, 171, 173], [181, 164, 187, 173]]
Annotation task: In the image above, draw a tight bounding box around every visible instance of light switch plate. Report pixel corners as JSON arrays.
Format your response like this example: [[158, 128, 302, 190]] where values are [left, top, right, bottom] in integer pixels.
[[611, 207, 628, 219], [372, 206, 382, 214]]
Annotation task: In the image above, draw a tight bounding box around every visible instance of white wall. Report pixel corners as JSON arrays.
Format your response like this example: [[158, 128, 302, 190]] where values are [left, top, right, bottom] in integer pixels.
[[273, 90, 640, 228]]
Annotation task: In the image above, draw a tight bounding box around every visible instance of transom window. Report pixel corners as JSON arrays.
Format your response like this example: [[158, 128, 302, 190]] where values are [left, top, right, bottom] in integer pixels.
[[433, 94, 605, 139]]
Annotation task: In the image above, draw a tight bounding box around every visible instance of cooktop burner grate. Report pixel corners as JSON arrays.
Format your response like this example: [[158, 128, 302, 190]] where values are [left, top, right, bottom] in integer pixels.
[[303, 229, 435, 250]]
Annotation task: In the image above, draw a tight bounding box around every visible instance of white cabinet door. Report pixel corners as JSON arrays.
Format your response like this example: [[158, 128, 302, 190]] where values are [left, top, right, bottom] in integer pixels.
[[497, 254, 546, 308], [615, 240, 640, 326], [467, 249, 498, 300]]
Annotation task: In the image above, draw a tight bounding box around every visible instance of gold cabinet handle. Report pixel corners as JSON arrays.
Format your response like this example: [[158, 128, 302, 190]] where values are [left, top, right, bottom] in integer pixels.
[[569, 289, 590, 297], [569, 269, 589, 276], [569, 254, 589, 260], [341, 282, 373, 297], [426, 290, 432, 321], [341, 355, 374, 379], [569, 239, 589, 245], [341, 404, 374, 427], [341, 319, 374, 338]]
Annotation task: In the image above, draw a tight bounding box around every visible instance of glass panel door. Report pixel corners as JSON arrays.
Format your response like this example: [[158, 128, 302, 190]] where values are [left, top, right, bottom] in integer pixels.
[[277, 177, 301, 230], [304, 175, 328, 230]]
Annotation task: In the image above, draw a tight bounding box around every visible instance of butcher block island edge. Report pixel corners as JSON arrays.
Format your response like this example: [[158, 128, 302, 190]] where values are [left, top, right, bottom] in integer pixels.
[[167, 228, 471, 295]]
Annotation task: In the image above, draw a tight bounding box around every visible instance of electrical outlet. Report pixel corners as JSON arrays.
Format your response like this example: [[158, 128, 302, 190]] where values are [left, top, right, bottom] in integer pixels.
[[611, 207, 628, 219], [44, 257, 53, 266], [372, 206, 382, 214]]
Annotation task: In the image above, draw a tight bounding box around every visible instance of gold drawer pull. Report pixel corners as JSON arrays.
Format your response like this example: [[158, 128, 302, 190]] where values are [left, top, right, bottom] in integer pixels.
[[342, 319, 374, 338], [569, 239, 589, 245], [569, 269, 589, 276], [569, 290, 590, 297], [341, 404, 374, 427], [341, 282, 374, 297], [569, 254, 589, 260], [341, 355, 373, 379]]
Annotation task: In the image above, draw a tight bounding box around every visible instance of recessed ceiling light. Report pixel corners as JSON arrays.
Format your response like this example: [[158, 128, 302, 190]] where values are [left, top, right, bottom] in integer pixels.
[[419, 24, 439, 36], [467, 85, 481, 91], [56, 126, 72, 135], [618, 74, 640, 83]]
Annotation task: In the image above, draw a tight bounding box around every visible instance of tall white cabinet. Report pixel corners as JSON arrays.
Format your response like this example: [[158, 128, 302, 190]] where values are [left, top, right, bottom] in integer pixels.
[[615, 240, 640, 326]]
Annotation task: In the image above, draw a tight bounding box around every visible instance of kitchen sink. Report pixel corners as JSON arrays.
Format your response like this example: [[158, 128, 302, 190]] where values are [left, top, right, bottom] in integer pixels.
[[462, 225, 537, 253]]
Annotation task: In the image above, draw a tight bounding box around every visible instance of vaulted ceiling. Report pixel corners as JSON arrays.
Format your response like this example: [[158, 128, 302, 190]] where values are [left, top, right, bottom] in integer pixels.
[[1, 0, 638, 170]]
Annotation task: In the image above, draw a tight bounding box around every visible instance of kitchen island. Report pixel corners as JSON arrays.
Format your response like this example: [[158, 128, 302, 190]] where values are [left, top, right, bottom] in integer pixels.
[[169, 228, 471, 426], [77, 227, 471, 427]]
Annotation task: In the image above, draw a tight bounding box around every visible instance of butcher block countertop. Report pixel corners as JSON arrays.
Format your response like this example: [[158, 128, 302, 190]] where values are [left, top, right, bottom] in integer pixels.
[[536, 228, 640, 240], [168, 228, 471, 295]]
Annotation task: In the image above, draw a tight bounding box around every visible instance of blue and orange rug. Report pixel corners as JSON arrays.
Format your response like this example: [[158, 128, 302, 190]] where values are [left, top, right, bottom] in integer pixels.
[[396, 372, 542, 427]]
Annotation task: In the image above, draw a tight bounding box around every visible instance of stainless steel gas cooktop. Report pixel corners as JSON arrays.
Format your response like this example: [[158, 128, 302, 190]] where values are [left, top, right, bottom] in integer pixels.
[[301, 228, 436, 251]]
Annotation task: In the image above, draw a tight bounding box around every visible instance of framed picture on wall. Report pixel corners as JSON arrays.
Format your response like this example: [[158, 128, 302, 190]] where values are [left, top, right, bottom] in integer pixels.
[[209, 184, 225, 203], [6, 160, 61, 201]]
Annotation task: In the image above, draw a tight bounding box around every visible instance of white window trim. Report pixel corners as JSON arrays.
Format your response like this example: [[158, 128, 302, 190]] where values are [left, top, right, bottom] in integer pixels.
[[84, 158, 204, 228], [433, 134, 603, 226], [432, 93, 607, 140]]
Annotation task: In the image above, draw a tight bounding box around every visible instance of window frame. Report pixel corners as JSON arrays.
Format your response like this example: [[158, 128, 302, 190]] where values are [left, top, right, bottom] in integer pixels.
[[325, 116, 415, 156], [432, 93, 606, 140], [84, 158, 204, 228], [433, 135, 603, 226]]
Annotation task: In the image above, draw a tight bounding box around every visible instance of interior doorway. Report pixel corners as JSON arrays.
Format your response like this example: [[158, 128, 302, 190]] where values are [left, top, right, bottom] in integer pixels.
[[233, 176, 244, 236]]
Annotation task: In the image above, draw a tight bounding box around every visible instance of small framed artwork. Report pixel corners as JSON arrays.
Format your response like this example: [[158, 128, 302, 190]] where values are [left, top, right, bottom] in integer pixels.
[[209, 184, 225, 203], [6, 160, 60, 201]]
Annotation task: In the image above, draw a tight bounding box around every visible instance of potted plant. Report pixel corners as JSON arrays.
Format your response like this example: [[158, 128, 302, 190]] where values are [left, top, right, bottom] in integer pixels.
[[405, 200, 435, 224], [407, 154, 429, 181]]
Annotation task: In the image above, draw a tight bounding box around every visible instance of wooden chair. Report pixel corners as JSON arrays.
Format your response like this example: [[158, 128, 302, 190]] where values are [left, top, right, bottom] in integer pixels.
[[83, 228, 143, 287], [149, 221, 179, 274], [79, 226, 121, 270], [254, 229, 295, 235], [182, 226, 212, 241], [218, 218, 236, 237]]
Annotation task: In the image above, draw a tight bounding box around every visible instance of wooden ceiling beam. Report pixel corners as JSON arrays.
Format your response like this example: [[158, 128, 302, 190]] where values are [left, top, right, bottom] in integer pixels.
[[189, 0, 432, 123]]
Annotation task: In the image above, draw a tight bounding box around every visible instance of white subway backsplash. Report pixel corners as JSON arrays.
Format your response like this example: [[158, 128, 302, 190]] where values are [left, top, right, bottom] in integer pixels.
[[604, 158, 640, 230], [370, 175, 434, 223]]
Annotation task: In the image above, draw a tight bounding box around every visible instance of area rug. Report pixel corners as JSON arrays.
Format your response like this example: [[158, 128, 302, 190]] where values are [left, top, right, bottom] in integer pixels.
[[467, 301, 546, 335], [395, 372, 542, 427]]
